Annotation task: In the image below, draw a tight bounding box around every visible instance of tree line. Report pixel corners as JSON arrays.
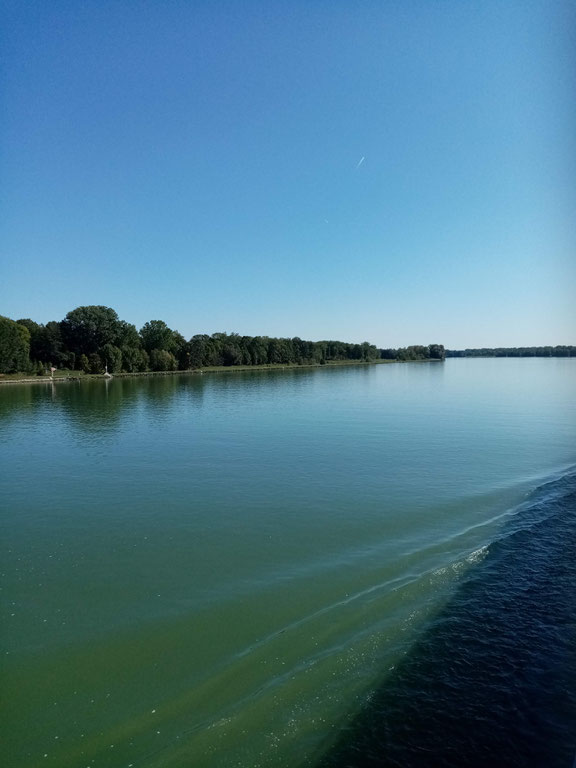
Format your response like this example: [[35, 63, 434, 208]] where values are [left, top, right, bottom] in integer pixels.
[[446, 346, 574, 358], [380, 344, 445, 361], [0, 306, 446, 375]]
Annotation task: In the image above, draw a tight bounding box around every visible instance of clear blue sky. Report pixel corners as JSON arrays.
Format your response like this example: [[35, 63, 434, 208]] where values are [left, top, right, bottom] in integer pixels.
[[1, 0, 574, 348]]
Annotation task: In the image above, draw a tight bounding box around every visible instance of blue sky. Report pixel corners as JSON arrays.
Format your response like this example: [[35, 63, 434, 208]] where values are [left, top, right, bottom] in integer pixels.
[[1, 0, 574, 348]]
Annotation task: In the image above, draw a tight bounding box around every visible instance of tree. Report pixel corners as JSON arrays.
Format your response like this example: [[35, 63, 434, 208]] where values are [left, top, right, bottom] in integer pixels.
[[0, 316, 31, 373], [133, 349, 149, 371], [88, 353, 103, 374], [121, 346, 149, 372], [15, 319, 42, 359], [116, 321, 141, 349], [17, 318, 73, 367], [428, 344, 446, 360], [149, 349, 177, 371], [172, 332, 191, 370], [207, 333, 227, 366], [45, 321, 74, 367], [267, 338, 283, 364], [112, 321, 145, 372], [140, 320, 178, 354], [61, 306, 122, 356], [100, 343, 122, 373], [248, 337, 269, 366], [189, 335, 209, 368], [222, 343, 242, 366], [361, 341, 378, 361]]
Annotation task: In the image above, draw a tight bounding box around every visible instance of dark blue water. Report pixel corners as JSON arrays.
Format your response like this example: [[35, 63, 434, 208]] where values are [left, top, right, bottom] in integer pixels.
[[320, 470, 576, 767]]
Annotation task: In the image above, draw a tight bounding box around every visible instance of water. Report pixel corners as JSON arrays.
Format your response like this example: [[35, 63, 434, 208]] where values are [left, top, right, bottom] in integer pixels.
[[1, 358, 574, 767], [320, 471, 576, 767]]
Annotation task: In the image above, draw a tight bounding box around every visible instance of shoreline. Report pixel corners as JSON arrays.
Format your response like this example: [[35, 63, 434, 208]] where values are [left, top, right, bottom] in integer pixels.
[[0, 358, 442, 386]]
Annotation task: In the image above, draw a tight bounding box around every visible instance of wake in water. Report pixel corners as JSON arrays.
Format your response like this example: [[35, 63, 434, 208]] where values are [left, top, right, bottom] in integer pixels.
[[319, 470, 576, 768]]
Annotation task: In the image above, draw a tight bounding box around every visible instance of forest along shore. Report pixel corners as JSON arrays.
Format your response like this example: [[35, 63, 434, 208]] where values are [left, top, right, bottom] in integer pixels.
[[0, 305, 446, 377]]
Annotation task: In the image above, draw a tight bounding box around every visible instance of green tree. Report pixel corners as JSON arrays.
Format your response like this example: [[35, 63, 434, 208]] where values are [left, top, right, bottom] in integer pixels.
[[188, 335, 209, 368], [222, 343, 242, 366], [0, 316, 31, 373], [17, 318, 73, 367], [207, 333, 227, 366], [140, 320, 179, 354], [267, 338, 283, 364], [428, 344, 446, 360], [121, 346, 148, 372], [99, 343, 122, 373], [46, 321, 74, 367], [88, 353, 103, 374], [150, 349, 177, 371], [15, 318, 42, 358], [116, 321, 141, 349], [172, 332, 190, 370], [61, 306, 122, 356], [248, 337, 269, 365], [361, 341, 378, 361], [137, 349, 150, 371]]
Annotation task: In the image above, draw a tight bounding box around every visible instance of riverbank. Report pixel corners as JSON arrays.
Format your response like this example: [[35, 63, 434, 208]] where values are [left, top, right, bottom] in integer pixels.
[[0, 358, 414, 385]]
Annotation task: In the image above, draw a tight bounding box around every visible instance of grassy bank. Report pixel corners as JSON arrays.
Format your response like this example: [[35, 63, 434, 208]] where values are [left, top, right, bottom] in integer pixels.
[[0, 358, 408, 385]]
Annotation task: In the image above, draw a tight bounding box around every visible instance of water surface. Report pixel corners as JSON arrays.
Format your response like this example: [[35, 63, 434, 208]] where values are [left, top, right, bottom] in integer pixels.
[[1, 359, 575, 767]]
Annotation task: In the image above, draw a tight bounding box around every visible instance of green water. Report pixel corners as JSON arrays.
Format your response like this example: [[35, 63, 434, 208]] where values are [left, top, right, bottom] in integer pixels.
[[1, 359, 575, 767]]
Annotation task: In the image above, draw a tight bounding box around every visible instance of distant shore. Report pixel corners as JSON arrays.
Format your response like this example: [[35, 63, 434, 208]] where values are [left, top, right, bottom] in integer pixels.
[[0, 357, 441, 385]]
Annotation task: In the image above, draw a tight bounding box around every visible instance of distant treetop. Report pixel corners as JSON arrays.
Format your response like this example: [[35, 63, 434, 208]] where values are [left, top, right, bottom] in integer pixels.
[[446, 346, 574, 358]]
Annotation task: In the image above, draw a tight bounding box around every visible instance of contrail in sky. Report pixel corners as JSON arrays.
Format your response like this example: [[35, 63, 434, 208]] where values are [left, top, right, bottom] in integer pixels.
[[355, 156, 365, 169]]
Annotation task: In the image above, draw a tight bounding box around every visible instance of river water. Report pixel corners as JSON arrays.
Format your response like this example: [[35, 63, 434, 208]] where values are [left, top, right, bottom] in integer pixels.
[[1, 358, 575, 767]]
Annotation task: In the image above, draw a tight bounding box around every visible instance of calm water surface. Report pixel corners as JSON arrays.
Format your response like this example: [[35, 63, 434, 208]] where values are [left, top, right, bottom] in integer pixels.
[[1, 359, 575, 767]]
